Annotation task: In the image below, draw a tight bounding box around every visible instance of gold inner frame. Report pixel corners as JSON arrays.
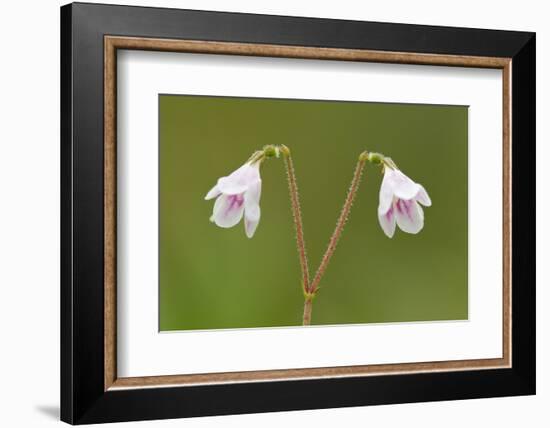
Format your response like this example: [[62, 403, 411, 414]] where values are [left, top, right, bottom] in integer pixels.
[[104, 35, 512, 391]]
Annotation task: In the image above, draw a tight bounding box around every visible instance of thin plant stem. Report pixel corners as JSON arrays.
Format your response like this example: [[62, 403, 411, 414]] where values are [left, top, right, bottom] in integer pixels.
[[309, 157, 367, 296], [302, 296, 313, 326], [282, 149, 310, 294]]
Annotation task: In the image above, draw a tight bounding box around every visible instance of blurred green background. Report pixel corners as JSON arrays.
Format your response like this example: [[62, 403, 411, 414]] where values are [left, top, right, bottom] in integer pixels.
[[159, 94, 468, 331]]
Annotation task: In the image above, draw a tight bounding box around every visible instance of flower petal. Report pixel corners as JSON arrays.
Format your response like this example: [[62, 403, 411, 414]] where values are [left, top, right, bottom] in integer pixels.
[[415, 184, 432, 206], [394, 199, 424, 234], [244, 180, 261, 217], [244, 180, 261, 238], [390, 170, 422, 201], [217, 163, 261, 195], [244, 215, 260, 238], [204, 184, 221, 200], [212, 193, 245, 228], [217, 176, 248, 195], [378, 204, 397, 238], [378, 168, 395, 215]]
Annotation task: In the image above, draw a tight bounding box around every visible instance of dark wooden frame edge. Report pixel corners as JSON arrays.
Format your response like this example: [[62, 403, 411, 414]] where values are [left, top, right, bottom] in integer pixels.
[[61, 2, 535, 424]]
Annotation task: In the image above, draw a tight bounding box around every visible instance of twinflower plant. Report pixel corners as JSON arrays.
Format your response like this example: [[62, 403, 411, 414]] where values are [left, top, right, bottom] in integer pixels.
[[377, 157, 432, 238], [205, 152, 264, 238], [205, 146, 431, 325]]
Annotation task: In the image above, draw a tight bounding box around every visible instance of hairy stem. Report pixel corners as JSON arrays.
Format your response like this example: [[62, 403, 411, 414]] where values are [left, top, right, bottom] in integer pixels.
[[302, 296, 313, 326], [309, 157, 367, 295], [282, 150, 310, 294]]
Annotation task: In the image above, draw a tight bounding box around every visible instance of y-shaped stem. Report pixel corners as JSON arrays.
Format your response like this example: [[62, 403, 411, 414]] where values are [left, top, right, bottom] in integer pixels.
[[281, 146, 310, 295], [280, 147, 369, 326], [308, 156, 367, 297], [302, 296, 313, 326]]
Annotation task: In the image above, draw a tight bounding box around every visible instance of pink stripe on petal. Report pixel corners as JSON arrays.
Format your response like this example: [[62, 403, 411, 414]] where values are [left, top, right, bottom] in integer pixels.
[[394, 199, 424, 234], [212, 193, 245, 228]]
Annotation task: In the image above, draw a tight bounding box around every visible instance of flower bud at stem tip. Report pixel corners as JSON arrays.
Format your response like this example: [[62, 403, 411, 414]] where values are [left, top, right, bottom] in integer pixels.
[[262, 145, 279, 159], [359, 151, 385, 164], [367, 152, 385, 165]]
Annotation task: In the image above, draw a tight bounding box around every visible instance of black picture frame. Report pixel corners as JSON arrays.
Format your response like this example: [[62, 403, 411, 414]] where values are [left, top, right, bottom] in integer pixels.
[[61, 2, 535, 424]]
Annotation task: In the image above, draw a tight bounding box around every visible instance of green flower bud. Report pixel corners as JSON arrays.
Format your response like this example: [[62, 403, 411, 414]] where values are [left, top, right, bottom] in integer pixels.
[[367, 152, 385, 165], [263, 145, 279, 158]]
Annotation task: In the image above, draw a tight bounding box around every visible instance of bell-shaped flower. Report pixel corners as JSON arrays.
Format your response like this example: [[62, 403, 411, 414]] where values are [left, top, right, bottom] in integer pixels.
[[378, 165, 431, 238], [205, 161, 262, 238]]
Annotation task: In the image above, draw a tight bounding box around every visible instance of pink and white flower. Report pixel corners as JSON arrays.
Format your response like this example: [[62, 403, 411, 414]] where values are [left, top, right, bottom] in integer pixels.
[[378, 165, 432, 238], [205, 162, 262, 238]]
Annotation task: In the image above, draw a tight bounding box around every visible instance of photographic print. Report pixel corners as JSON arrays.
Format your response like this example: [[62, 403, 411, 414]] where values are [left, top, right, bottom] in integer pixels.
[[159, 94, 468, 331]]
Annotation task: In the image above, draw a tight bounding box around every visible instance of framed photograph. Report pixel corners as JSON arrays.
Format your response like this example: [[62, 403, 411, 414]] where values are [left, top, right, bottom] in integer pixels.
[[61, 2, 535, 424]]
